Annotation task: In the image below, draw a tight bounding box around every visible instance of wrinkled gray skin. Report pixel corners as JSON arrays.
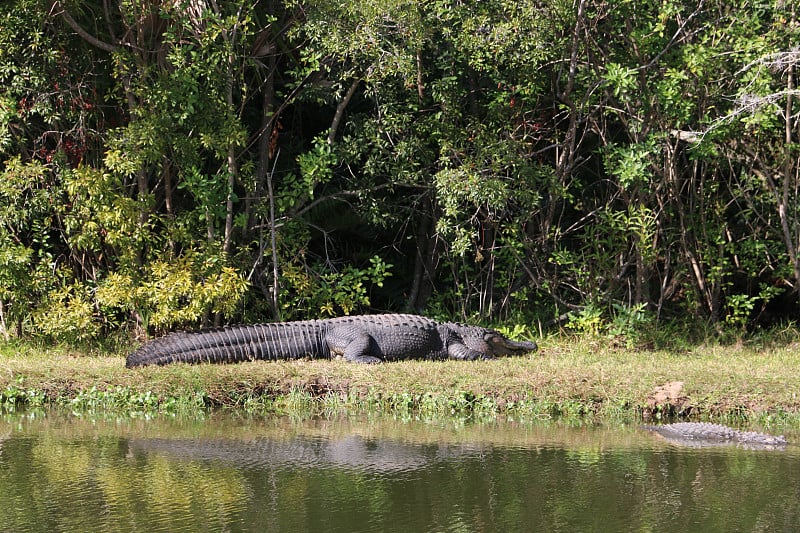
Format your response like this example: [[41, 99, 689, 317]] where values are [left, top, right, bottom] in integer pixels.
[[126, 314, 538, 368], [642, 422, 788, 449]]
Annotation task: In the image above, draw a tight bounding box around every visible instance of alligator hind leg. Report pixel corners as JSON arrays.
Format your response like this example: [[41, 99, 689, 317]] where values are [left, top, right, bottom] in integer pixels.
[[343, 334, 382, 363], [326, 329, 383, 363]]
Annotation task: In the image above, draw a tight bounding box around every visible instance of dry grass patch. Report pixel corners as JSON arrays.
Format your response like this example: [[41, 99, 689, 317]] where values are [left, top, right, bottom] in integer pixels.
[[1, 337, 799, 421]]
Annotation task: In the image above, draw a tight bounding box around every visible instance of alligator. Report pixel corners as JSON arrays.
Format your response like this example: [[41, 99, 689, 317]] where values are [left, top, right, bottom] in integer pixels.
[[125, 313, 538, 368], [642, 422, 788, 449]]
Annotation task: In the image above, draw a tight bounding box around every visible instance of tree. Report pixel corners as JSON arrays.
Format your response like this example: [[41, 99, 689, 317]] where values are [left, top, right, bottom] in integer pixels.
[[2, 0, 800, 342], [292, 0, 568, 319]]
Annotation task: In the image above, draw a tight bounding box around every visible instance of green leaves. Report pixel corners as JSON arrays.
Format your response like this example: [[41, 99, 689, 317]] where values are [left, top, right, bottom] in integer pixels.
[[604, 63, 637, 99], [280, 256, 392, 318], [95, 252, 249, 333], [1, 0, 800, 340], [604, 142, 655, 190], [31, 282, 99, 343], [297, 138, 336, 197]]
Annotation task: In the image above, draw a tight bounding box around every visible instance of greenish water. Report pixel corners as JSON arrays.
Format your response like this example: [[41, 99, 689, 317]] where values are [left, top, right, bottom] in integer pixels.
[[0, 411, 798, 532]]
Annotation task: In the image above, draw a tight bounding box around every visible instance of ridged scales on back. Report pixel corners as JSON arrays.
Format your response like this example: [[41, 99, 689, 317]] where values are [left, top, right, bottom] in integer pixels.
[[642, 422, 788, 449], [125, 314, 538, 368]]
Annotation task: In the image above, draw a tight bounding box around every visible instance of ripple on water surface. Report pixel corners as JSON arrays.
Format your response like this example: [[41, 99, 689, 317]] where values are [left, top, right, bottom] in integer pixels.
[[1, 412, 799, 532]]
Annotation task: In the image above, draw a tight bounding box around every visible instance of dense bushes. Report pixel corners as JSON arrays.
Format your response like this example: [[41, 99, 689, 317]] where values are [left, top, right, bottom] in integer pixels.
[[0, 0, 798, 341]]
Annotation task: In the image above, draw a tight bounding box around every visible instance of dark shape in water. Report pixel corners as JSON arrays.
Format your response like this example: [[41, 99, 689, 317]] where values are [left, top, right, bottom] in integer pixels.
[[642, 422, 788, 449], [127, 434, 484, 473]]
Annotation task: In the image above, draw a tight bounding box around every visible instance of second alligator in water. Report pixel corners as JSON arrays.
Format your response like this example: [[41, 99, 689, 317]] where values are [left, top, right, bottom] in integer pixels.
[[126, 313, 538, 367], [642, 422, 788, 448]]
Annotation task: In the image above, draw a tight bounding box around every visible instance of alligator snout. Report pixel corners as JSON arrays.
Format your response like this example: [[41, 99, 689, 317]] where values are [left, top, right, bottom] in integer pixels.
[[484, 333, 538, 356]]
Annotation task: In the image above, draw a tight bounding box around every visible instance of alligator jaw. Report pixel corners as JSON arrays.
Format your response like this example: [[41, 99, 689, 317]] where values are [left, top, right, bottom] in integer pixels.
[[484, 332, 538, 357]]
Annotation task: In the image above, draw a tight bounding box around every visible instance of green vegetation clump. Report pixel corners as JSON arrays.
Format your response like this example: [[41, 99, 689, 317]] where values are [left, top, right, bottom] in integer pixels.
[[1, 0, 800, 344]]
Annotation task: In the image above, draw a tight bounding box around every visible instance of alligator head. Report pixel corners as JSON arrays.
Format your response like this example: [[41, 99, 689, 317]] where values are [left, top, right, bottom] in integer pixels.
[[463, 328, 538, 357]]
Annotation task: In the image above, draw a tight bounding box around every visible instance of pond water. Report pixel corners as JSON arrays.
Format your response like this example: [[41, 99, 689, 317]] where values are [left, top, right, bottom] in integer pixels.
[[0, 410, 798, 532]]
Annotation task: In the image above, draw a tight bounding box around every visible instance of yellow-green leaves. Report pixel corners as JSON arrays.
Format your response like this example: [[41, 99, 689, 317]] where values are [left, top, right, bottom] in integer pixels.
[[95, 254, 249, 333]]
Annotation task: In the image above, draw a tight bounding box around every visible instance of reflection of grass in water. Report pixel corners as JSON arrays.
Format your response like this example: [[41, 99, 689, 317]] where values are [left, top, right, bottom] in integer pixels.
[[1, 335, 800, 426], [2, 404, 797, 453]]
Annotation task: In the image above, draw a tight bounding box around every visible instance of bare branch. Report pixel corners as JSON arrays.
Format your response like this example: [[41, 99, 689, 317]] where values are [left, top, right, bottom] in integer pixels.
[[50, 0, 118, 53], [327, 79, 361, 145], [686, 47, 800, 139]]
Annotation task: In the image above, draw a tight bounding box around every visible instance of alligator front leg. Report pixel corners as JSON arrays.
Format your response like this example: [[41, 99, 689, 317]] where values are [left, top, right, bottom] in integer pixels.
[[447, 342, 491, 361]]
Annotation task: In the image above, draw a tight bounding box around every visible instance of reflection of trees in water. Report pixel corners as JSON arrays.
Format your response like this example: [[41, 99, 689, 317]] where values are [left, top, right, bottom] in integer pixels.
[[0, 431, 251, 532], [0, 415, 799, 531], [128, 432, 800, 532], [635, 448, 800, 532]]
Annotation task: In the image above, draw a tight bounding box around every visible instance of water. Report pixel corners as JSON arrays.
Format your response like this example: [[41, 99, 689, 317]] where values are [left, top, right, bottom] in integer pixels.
[[0, 411, 798, 532]]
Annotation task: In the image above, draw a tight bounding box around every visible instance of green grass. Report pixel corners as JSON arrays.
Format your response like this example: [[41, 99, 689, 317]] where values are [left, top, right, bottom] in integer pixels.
[[1, 333, 800, 424]]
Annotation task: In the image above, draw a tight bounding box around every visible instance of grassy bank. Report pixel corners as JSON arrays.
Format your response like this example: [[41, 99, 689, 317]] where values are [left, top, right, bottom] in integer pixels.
[[1, 335, 799, 424]]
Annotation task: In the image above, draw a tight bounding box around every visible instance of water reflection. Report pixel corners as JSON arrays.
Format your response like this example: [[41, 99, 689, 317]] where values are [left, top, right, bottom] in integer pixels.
[[0, 411, 798, 532], [129, 434, 488, 474]]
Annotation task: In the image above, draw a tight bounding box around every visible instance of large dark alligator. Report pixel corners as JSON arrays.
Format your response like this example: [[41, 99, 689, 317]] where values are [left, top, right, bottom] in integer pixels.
[[642, 422, 788, 449], [126, 313, 538, 367]]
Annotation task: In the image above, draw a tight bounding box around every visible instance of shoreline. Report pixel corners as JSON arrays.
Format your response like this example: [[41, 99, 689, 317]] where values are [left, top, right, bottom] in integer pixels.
[[1, 338, 799, 424]]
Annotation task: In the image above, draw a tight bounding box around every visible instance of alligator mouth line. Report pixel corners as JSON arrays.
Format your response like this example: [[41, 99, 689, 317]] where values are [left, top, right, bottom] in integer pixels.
[[486, 334, 538, 356]]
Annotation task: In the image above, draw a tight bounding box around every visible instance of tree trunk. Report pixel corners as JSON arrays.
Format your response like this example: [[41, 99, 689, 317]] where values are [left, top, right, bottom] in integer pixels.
[[0, 300, 9, 341], [255, 48, 281, 319], [405, 194, 439, 312]]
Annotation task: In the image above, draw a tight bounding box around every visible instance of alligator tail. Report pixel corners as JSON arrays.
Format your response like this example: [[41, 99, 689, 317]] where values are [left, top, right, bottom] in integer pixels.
[[126, 322, 327, 367]]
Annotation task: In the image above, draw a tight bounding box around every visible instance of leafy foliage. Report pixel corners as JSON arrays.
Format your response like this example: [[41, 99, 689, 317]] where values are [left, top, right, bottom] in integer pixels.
[[0, 0, 799, 343]]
